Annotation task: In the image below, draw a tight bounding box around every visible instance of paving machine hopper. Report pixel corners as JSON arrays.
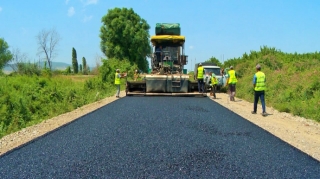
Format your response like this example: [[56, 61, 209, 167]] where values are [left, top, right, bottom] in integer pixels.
[[126, 23, 206, 97]]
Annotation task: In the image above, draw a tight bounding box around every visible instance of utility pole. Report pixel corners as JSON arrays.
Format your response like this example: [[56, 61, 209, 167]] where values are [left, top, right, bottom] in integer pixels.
[[191, 58, 192, 72]]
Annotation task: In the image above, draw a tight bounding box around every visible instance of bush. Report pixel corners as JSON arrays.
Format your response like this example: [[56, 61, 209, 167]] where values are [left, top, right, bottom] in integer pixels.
[[0, 74, 116, 138], [99, 58, 138, 83], [222, 46, 320, 122]]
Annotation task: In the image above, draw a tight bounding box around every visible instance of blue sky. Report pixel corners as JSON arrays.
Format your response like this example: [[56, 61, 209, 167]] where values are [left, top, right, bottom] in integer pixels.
[[1, 0, 320, 71]]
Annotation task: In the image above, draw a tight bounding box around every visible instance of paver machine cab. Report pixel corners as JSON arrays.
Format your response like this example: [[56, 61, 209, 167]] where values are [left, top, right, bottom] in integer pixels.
[[126, 23, 206, 96]]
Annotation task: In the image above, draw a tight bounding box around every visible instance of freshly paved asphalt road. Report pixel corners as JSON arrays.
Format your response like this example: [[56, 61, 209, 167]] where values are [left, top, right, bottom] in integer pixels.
[[0, 97, 319, 178]]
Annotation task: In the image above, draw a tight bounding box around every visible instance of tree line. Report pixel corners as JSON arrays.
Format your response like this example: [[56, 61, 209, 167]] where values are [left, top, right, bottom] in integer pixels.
[[1, 36, 89, 75], [1, 7, 151, 76]]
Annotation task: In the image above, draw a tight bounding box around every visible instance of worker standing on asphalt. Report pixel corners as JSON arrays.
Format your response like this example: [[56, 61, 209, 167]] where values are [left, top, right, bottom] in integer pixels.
[[196, 63, 205, 93], [226, 66, 238, 101], [115, 69, 127, 98], [252, 64, 267, 116], [210, 72, 218, 99]]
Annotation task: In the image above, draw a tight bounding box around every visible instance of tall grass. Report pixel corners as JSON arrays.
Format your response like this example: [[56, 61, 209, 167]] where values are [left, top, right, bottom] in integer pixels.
[[225, 46, 320, 122], [0, 74, 122, 138]]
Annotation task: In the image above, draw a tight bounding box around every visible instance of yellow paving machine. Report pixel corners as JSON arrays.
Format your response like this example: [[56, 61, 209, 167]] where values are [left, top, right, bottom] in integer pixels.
[[126, 23, 205, 97]]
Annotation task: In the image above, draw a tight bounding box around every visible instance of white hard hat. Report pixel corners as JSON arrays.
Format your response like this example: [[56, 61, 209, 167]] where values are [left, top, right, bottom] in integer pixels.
[[256, 64, 261, 69]]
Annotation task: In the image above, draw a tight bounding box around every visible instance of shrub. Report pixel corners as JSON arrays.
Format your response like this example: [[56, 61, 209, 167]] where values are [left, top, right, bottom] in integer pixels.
[[0, 74, 117, 138]]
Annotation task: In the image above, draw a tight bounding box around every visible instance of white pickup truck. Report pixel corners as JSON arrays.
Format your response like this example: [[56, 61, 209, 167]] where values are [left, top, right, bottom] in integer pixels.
[[194, 62, 227, 91]]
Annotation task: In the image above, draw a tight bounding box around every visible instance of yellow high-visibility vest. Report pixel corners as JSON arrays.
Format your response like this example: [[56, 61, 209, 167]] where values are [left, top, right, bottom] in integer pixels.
[[228, 70, 237, 84], [115, 73, 120, 85], [211, 76, 218, 85], [197, 67, 204, 79], [255, 71, 266, 91]]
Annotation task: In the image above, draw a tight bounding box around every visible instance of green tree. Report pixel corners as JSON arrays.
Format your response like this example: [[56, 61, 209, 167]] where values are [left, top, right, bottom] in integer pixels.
[[65, 66, 71, 74], [99, 58, 138, 83], [206, 56, 222, 66], [72, 47, 78, 74], [0, 38, 13, 70], [82, 57, 88, 75], [100, 7, 151, 72]]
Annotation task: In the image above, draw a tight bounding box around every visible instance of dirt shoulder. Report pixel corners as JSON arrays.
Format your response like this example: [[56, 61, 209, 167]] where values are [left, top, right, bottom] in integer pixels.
[[211, 93, 320, 161], [1, 91, 320, 162]]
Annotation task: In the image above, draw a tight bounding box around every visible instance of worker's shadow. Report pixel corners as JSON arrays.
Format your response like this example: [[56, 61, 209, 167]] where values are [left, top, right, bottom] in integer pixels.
[[221, 99, 243, 102], [208, 97, 221, 100], [262, 113, 273, 117]]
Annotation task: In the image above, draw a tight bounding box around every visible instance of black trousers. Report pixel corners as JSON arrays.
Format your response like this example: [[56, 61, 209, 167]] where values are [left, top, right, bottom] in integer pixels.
[[253, 90, 266, 113]]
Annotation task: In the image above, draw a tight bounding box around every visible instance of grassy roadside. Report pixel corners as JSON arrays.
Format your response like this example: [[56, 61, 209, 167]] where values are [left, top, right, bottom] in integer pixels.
[[223, 47, 320, 122], [0, 74, 125, 138]]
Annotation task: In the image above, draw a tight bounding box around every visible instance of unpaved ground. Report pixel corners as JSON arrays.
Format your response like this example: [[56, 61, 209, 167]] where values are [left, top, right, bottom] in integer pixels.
[[213, 93, 320, 161], [1, 92, 320, 162]]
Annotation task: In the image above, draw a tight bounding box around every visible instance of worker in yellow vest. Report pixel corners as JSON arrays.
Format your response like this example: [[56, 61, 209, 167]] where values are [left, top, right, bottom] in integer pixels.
[[115, 69, 127, 98], [226, 66, 238, 101], [134, 70, 139, 81], [252, 64, 267, 116], [210, 72, 218, 99], [196, 63, 205, 93]]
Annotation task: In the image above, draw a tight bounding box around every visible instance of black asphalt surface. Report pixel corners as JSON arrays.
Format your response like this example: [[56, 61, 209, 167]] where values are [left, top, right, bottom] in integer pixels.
[[0, 97, 319, 178]]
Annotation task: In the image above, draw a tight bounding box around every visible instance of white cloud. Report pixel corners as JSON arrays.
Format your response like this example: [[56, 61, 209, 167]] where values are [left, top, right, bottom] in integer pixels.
[[83, 0, 98, 6], [0, 7, 2, 12], [189, 46, 194, 50], [65, 0, 70, 5], [68, 7, 75, 16], [83, 15, 93, 22]]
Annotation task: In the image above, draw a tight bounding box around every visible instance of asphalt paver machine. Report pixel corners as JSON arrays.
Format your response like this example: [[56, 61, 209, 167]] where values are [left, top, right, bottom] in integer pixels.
[[126, 23, 205, 97]]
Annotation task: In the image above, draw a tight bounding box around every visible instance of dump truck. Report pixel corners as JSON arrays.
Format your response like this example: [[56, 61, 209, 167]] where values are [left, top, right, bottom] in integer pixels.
[[126, 23, 206, 97]]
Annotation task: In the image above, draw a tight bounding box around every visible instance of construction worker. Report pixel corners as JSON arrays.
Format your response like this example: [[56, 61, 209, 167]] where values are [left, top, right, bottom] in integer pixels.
[[210, 72, 218, 99], [252, 64, 267, 116], [196, 63, 205, 93], [134, 69, 139, 81], [226, 66, 238, 101], [155, 46, 162, 66], [115, 69, 127, 98], [220, 68, 225, 76]]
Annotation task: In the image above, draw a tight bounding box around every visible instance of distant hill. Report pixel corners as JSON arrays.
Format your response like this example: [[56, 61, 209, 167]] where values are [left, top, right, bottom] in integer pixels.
[[3, 62, 71, 72]]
